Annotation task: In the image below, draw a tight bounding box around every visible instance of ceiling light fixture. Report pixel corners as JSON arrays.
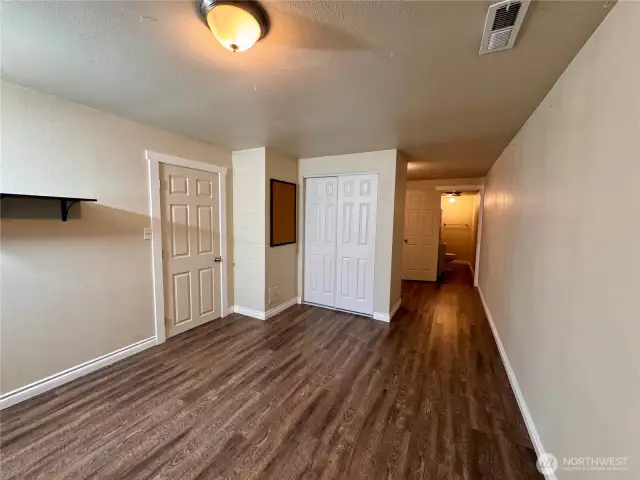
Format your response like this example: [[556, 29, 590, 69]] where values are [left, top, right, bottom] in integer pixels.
[[199, 0, 270, 52], [445, 191, 461, 204]]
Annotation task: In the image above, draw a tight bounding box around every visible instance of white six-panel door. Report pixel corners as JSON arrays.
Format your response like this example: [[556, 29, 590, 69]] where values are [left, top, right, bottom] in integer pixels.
[[160, 164, 221, 338], [402, 189, 441, 281], [334, 174, 378, 315], [304, 174, 378, 316], [304, 177, 338, 307]]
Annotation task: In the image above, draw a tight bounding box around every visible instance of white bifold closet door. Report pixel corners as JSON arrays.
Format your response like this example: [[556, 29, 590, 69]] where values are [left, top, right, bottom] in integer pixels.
[[304, 174, 378, 316], [334, 174, 378, 314], [304, 177, 338, 306]]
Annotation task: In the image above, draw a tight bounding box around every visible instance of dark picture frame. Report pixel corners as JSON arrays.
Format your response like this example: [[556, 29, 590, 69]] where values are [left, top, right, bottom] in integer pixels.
[[270, 179, 297, 247]]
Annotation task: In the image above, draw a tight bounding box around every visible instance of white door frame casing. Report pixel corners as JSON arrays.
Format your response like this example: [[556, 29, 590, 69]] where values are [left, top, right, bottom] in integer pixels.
[[435, 185, 485, 287], [146, 150, 229, 344]]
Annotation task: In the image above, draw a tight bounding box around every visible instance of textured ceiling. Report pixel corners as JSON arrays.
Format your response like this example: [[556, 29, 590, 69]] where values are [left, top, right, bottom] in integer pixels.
[[2, 1, 612, 179]]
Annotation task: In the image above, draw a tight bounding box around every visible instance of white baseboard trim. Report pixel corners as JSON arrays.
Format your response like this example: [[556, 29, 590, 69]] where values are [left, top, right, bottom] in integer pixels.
[[264, 297, 299, 320], [232, 297, 299, 322], [372, 298, 402, 323], [226, 306, 235, 315], [233, 305, 266, 320], [296, 297, 302, 304], [372, 313, 389, 322], [0, 336, 157, 410], [477, 287, 555, 480]]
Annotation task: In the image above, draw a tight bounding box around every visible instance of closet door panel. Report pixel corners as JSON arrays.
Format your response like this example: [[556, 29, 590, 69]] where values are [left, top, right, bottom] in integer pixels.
[[304, 177, 338, 306], [334, 174, 378, 315]]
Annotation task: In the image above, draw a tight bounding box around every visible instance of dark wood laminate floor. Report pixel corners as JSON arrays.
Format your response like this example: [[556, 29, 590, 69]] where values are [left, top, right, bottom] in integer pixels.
[[440, 262, 475, 286], [1, 274, 541, 479]]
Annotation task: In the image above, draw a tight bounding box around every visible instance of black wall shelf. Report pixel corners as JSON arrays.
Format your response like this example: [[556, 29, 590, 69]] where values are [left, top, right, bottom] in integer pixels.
[[0, 193, 97, 221]]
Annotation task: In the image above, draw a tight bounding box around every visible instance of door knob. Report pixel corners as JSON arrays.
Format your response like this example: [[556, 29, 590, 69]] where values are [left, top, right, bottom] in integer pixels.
[[214, 256, 222, 262], [403, 239, 408, 243]]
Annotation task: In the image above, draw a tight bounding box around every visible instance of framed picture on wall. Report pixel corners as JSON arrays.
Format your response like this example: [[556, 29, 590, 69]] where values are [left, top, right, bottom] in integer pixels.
[[270, 179, 297, 247]]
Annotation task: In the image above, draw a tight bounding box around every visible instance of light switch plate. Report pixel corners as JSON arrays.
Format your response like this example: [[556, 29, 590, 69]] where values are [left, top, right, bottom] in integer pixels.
[[143, 228, 152, 240]]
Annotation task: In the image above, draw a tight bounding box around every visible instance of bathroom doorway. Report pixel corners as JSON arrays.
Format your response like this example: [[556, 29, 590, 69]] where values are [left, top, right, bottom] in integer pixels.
[[436, 186, 484, 286]]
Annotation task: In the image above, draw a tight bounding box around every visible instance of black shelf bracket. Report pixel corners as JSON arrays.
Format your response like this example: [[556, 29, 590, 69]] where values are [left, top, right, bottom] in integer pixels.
[[60, 199, 83, 222], [1, 193, 97, 222]]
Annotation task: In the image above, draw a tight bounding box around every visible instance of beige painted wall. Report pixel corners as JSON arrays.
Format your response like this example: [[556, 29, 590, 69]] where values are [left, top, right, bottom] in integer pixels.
[[390, 152, 407, 310], [0, 82, 233, 393], [297, 149, 403, 315], [470, 192, 481, 272], [265, 149, 298, 310], [478, 2, 639, 477], [232, 148, 266, 313], [441, 194, 476, 264]]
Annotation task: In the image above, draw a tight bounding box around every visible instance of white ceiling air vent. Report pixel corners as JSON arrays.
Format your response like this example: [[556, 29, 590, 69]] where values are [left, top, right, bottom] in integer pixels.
[[479, 0, 530, 55]]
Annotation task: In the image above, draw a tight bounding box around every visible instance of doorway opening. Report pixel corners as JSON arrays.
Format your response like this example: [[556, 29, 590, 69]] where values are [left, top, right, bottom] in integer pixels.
[[147, 151, 229, 344], [438, 189, 483, 286]]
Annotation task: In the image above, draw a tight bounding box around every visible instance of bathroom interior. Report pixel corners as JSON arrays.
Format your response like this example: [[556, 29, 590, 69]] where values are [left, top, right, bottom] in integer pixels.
[[439, 191, 482, 283]]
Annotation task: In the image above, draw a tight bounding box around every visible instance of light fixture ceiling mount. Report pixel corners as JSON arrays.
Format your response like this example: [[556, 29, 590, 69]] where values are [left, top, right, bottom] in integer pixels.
[[199, 0, 270, 52], [445, 191, 461, 204]]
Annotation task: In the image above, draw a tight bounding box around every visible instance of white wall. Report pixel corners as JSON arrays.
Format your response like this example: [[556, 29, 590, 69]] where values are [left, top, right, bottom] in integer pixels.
[[232, 147, 298, 313], [297, 149, 403, 315], [265, 149, 298, 309], [478, 2, 639, 477], [0, 82, 233, 394], [232, 148, 266, 313]]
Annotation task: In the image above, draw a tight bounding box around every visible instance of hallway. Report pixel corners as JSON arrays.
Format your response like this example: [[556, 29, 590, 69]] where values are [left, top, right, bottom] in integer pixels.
[[1, 278, 540, 479], [439, 261, 476, 286]]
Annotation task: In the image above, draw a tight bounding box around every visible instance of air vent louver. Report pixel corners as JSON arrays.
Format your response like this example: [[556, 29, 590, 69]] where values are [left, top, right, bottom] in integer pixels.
[[492, 1, 522, 30], [479, 0, 530, 55]]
